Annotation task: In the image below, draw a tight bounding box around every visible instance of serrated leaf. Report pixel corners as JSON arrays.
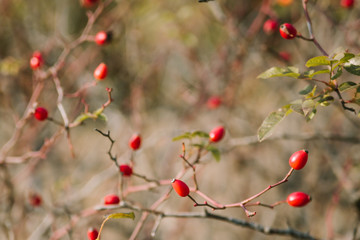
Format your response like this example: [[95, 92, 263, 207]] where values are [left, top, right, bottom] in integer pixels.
[[302, 99, 315, 116], [299, 85, 315, 95], [172, 132, 192, 141], [257, 106, 292, 142], [344, 57, 360, 76], [339, 81, 357, 92], [206, 145, 220, 162], [257, 66, 300, 79], [191, 131, 209, 138], [305, 56, 331, 67]]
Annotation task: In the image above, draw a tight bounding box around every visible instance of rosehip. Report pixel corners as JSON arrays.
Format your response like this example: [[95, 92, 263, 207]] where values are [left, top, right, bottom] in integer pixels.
[[93, 63, 108, 80], [104, 194, 120, 205], [263, 19, 279, 35], [30, 51, 43, 70], [119, 164, 133, 176], [278, 51, 291, 62], [81, 0, 99, 8], [279, 23, 297, 39], [95, 31, 112, 45], [129, 134, 141, 150], [287, 192, 311, 207], [34, 107, 48, 121], [87, 228, 99, 240], [341, 0, 355, 8], [209, 126, 225, 142], [171, 179, 190, 197], [207, 96, 222, 109], [29, 193, 42, 207], [289, 149, 308, 170]]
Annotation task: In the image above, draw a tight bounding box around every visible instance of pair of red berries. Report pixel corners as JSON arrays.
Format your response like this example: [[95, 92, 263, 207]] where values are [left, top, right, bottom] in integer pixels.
[[30, 51, 43, 70]]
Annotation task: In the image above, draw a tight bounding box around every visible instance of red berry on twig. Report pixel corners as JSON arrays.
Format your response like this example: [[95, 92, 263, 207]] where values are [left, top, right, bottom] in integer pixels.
[[289, 149, 308, 170], [279, 23, 297, 39], [94, 63, 108, 80], [129, 134, 141, 150], [34, 107, 48, 121], [87, 228, 99, 240], [119, 164, 133, 176], [95, 31, 112, 45], [209, 126, 225, 142], [287, 192, 311, 207], [104, 194, 120, 205], [30, 51, 43, 70], [171, 179, 190, 197]]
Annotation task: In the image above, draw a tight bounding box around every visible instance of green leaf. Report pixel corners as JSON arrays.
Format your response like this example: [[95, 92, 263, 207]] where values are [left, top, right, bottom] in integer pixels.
[[302, 99, 316, 116], [172, 132, 192, 141], [318, 95, 334, 106], [257, 105, 292, 142], [344, 57, 360, 76], [340, 53, 355, 63], [290, 99, 304, 115], [257, 66, 300, 79], [331, 67, 342, 80], [72, 113, 90, 125], [97, 113, 108, 122], [299, 85, 314, 95], [106, 212, 135, 220], [304, 69, 330, 78], [206, 145, 221, 162], [306, 108, 317, 121], [305, 56, 331, 67], [191, 131, 209, 138], [339, 81, 358, 92]]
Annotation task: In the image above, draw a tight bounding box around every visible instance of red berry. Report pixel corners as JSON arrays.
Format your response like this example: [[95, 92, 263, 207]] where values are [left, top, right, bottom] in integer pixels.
[[209, 126, 225, 142], [94, 63, 108, 80], [87, 228, 99, 240], [29, 193, 42, 207], [30, 51, 43, 70], [207, 96, 222, 109], [95, 31, 112, 45], [263, 19, 279, 35], [279, 23, 297, 39], [171, 179, 190, 197], [289, 149, 308, 170], [129, 134, 141, 150], [341, 0, 355, 8], [104, 194, 120, 205], [287, 192, 311, 207], [278, 51, 291, 62], [34, 107, 48, 121], [81, 0, 99, 8], [119, 164, 133, 176]]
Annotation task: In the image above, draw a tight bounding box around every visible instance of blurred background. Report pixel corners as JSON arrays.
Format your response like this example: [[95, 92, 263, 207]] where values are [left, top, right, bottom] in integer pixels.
[[1, 0, 360, 239]]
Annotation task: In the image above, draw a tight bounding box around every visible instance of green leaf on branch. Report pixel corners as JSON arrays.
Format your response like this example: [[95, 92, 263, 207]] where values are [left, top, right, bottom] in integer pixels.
[[206, 145, 221, 162], [257, 105, 292, 142], [302, 99, 316, 116], [191, 131, 209, 138], [172, 132, 192, 141], [331, 67, 342, 80], [173, 131, 209, 141], [306, 108, 317, 121], [257, 66, 300, 79], [344, 57, 360, 76], [97, 212, 135, 240], [305, 56, 331, 67], [339, 53, 355, 63], [318, 95, 334, 106], [303, 69, 330, 78], [290, 99, 304, 115], [339, 81, 358, 92], [97, 113, 108, 122], [299, 85, 315, 95]]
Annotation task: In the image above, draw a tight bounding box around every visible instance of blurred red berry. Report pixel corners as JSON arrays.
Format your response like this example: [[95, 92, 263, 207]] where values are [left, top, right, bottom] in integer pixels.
[[341, 0, 355, 8], [81, 0, 99, 8], [104, 194, 120, 205], [119, 164, 133, 176], [209, 126, 225, 142], [263, 19, 279, 35], [95, 31, 112, 45], [279, 23, 297, 39], [30, 51, 43, 70], [94, 63, 108, 80], [287, 192, 311, 207], [207, 96, 222, 109], [278, 51, 291, 62], [171, 179, 190, 197], [34, 107, 48, 121], [87, 228, 99, 240], [129, 134, 141, 150], [29, 193, 42, 207], [289, 149, 308, 170]]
